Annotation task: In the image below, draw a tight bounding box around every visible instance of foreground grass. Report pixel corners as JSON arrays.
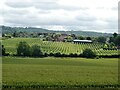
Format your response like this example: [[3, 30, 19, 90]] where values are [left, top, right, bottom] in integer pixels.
[[2, 57, 119, 89]]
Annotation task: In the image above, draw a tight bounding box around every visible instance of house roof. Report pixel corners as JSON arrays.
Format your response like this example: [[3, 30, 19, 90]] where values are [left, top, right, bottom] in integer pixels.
[[73, 39, 92, 43]]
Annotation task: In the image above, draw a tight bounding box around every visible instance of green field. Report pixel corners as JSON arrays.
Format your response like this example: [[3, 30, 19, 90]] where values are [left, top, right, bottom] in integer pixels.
[[2, 38, 119, 89], [2, 38, 118, 56], [2, 57, 118, 89]]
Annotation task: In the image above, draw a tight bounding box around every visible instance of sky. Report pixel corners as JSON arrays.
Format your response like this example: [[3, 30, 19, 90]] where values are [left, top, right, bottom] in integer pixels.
[[0, 0, 119, 33]]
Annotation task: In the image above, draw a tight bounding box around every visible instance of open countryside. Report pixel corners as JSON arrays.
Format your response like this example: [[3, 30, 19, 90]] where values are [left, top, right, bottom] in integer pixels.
[[1, 26, 120, 90], [1, 29, 120, 89], [0, 0, 119, 89], [3, 38, 118, 56]]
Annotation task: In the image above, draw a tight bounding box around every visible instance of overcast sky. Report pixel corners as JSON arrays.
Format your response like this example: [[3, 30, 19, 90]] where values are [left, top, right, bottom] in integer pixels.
[[0, 0, 119, 33]]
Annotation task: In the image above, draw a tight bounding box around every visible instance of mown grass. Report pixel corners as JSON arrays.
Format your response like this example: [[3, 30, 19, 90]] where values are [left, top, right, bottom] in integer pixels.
[[2, 57, 119, 89]]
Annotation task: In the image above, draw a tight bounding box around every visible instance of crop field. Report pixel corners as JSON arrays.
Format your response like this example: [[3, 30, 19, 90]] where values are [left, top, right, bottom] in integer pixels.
[[2, 57, 118, 89], [2, 38, 118, 56]]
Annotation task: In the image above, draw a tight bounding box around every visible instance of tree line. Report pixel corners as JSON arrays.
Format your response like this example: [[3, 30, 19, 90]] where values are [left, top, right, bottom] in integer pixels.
[[1, 41, 97, 58], [1, 41, 119, 58]]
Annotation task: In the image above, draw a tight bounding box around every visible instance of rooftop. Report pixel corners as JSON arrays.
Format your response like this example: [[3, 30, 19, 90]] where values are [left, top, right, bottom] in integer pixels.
[[73, 39, 92, 43]]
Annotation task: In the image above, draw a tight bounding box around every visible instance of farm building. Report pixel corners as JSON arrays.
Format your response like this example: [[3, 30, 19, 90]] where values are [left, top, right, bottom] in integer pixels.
[[73, 39, 92, 43]]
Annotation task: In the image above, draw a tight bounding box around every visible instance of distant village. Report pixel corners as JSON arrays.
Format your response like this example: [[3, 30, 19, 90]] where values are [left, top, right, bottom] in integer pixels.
[[3, 32, 93, 43]]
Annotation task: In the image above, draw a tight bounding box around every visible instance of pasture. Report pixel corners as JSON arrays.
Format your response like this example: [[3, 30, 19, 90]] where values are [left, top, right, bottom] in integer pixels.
[[2, 57, 118, 89], [2, 38, 118, 56]]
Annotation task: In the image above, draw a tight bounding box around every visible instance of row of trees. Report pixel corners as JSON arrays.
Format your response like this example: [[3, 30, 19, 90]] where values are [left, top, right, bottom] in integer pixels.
[[17, 42, 43, 57], [0, 41, 96, 58], [2, 41, 119, 58]]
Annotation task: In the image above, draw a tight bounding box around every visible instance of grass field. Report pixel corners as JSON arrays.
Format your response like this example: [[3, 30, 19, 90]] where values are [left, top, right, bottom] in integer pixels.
[[2, 57, 118, 89], [2, 38, 119, 89], [2, 38, 118, 55]]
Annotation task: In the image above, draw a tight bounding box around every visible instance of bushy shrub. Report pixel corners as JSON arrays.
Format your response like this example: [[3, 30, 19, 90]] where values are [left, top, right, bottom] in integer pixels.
[[17, 41, 31, 56], [31, 45, 43, 57], [44, 53, 48, 57], [54, 52, 61, 57], [69, 53, 78, 57], [97, 36, 106, 43], [2, 45, 6, 56], [49, 53, 54, 56], [17, 42, 44, 57], [82, 48, 96, 58]]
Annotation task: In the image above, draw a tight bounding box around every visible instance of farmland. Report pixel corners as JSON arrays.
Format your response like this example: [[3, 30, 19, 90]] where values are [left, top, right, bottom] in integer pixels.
[[2, 38, 118, 56], [2, 57, 118, 89], [2, 37, 119, 89]]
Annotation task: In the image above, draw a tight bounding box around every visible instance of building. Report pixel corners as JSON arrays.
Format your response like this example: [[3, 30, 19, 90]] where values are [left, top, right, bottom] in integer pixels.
[[73, 39, 92, 43]]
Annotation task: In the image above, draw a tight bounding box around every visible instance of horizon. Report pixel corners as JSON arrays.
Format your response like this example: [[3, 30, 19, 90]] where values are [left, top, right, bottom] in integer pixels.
[[1, 25, 115, 34]]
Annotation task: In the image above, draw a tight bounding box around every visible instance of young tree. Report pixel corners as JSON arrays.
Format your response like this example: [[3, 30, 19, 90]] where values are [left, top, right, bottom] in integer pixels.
[[31, 45, 43, 57], [17, 41, 31, 56]]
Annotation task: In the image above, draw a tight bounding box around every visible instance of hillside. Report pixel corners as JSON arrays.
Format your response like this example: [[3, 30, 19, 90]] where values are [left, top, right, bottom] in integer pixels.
[[1, 26, 112, 37]]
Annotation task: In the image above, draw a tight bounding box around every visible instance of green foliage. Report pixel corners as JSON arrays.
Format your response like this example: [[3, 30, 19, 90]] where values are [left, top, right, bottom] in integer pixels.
[[97, 36, 106, 43], [86, 37, 91, 40], [109, 37, 114, 43], [31, 44, 43, 57], [2, 26, 112, 37], [13, 31, 17, 37], [2, 38, 118, 56], [78, 36, 85, 40], [103, 44, 108, 49], [113, 32, 118, 38], [82, 48, 96, 58], [66, 36, 73, 42], [17, 41, 31, 56], [0, 43, 2, 56], [2, 45, 6, 56], [114, 36, 120, 46]]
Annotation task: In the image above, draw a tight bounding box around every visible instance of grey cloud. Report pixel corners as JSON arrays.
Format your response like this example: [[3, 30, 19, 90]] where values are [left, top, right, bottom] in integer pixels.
[[3, 13, 79, 26], [5, 0, 88, 11], [3, 14, 96, 27], [76, 15, 97, 21], [3, 0, 117, 33], [5, 1, 32, 8], [34, 2, 88, 11], [3, 8, 117, 32], [3, 9, 30, 16], [34, 2, 60, 10]]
